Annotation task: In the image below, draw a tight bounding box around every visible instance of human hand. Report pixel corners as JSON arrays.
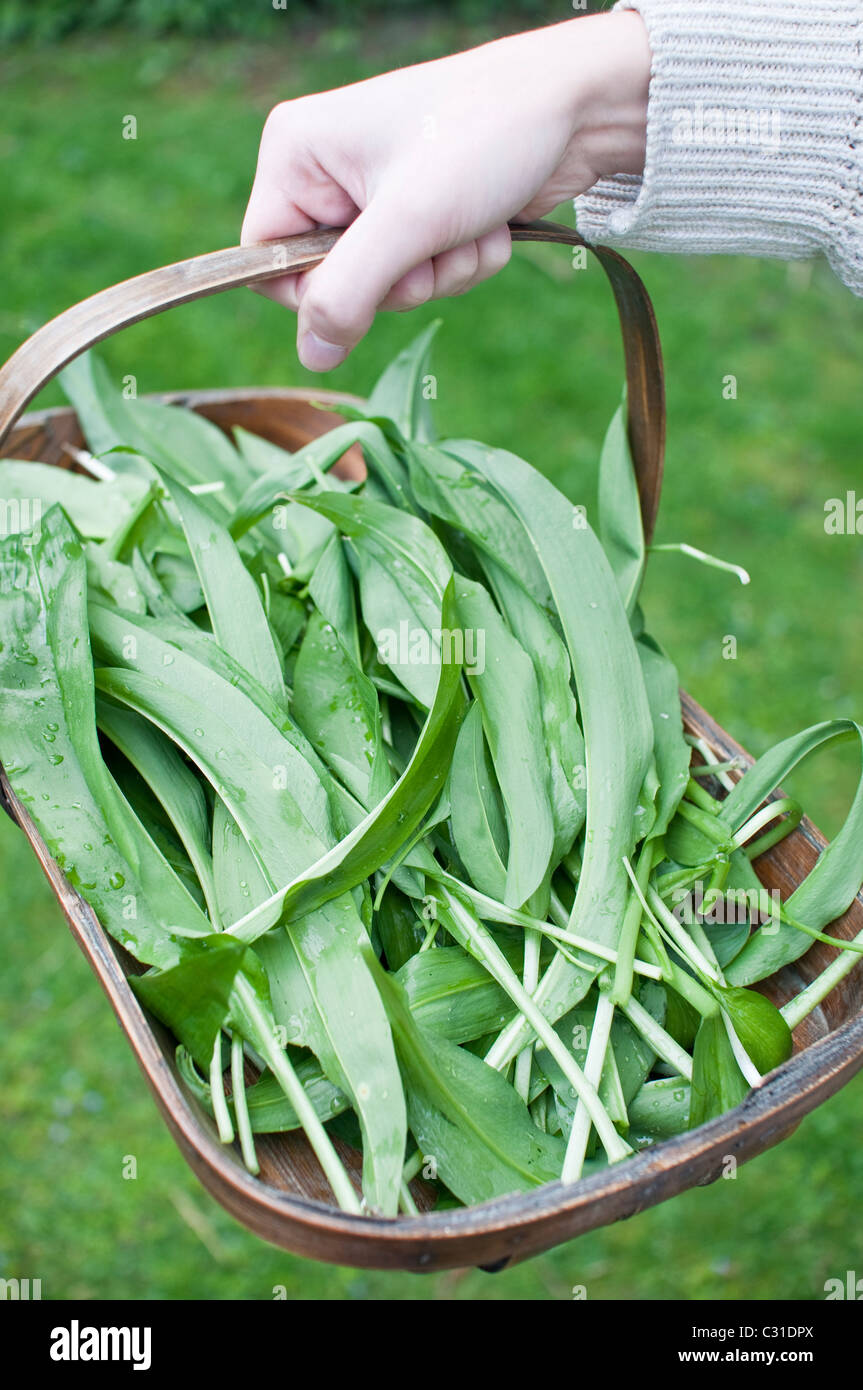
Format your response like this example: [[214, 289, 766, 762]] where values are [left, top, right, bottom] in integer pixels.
[[242, 12, 650, 370]]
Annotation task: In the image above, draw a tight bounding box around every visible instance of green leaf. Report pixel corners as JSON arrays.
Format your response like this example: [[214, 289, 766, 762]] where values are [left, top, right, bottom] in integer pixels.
[[152, 552, 204, 612], [233, 426, 313, 481], [722, 721, 863, 983], [85, 542, 147, 614], [294, 490, 452, 708], [598, 402, 645, 617], [96, 699, 220, 925], [453, 574, 554, 908], [720, 986, 793, 1074], [230, 421, 384, 539], [90, 604, 405, 1213], [661, 985, 701, 1051], [176, 1045, 349, 1134], [689, 1012, 750, 1127], [366, 946, 565, 1205], [156, 468, 287, 707], [365, 320, 441, 443], [225, 579, 464, 935], [448, 701, 508, 902], [132, 934, 255, 1070], [628, 1077, 692, 1139], [0, 460, 147, 540], [396, 944, 519, 1044], [91, 605, 334, 873], [308, 533, 359, 658], [704, 918, 751, 969], [59, 351, 251, 499], [458, 440, 654, 1070], [637, 635, 690, 841], [484, 558, 586, 861], [409, 441, 551, 609], [0, 508, 210, 969], [376, 888, 426, 972], [455, 439, 653, 944], [293, 609, 391, 809]]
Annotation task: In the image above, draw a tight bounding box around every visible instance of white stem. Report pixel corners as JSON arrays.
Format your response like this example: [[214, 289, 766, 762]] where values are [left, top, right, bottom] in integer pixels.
[[722, 1012, 762, 1087], [230, 1034, 259, 1174], [645, 883, 722, 985], [685, 735, 741, 792], [233, 977, 361, 1213], [781, 928, 863, 1031], [441, 890, 630, 1164], [209, 1034, 234, 1144], [650, 541, 750, 586], [621, 996, 694, 1082], [732, 798, 799, 849], [562, 992, 615, 1183], [441, 874, 663, 978], [64, 443, 117, 481], [514, 928, 541, 1102]]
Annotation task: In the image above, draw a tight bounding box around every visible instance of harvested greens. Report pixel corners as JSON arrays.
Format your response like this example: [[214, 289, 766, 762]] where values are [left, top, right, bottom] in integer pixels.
[[1, 330, 862, 1217]]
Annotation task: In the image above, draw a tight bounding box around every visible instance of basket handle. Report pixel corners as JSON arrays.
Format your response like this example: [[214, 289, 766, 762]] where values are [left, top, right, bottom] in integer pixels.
[[0, 219, 664, 538]]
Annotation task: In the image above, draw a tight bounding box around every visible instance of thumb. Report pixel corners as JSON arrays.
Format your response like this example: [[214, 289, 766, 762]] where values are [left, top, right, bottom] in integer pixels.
[[296, 198, 440, 371]]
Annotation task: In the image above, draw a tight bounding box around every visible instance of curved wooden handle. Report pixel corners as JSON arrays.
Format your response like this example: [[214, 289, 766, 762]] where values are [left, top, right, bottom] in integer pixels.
[[512, 222, 665, 542], [0, 220, 664, 538]]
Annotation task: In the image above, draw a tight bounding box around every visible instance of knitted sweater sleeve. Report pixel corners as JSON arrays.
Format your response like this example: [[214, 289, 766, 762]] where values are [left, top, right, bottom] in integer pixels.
[[574, 0, 863, 295]]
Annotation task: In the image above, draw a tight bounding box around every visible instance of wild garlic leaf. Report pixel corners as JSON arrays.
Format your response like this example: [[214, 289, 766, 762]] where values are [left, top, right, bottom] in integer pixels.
[[132, 934, 258, 1071], [155, 467, 287, 708], [0, 460, 147, 540], [448, 701, 508, 902], [409, 441, 551, 609], [293, 610, 391, 810], [484, 558, 586, 862], [454, 574, 553, 909], [365, 320, 441, 444], [97, 699, 220, 926], [597, 402, 645, 618], [368, 947, 565, 1206], [723, 721, 863, 983], [637, 635, 690, 842], [0, 508, 209, 966], [92, 606, 405, 1215], [689, 1012, 750, 1128], [396, 945, 519, 1045]]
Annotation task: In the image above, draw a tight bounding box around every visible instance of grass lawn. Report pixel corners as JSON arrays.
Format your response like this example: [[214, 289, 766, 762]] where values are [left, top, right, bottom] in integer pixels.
[[1, 18, 862, 1300]]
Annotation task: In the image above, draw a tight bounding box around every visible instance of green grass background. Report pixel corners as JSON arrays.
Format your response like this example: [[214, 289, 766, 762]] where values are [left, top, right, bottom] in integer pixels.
[[1, 15, 862, 1300]]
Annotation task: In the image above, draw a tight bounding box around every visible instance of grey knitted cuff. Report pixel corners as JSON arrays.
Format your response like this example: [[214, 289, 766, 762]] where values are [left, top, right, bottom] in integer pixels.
[[575, 0, 863, 294]]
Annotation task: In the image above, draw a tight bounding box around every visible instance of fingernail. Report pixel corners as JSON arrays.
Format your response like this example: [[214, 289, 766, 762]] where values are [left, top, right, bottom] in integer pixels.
[[299, 331, 348, 372]]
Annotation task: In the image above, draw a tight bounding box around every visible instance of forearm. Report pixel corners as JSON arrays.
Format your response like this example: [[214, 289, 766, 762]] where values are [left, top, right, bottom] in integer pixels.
[[576, 0, 863, 295]]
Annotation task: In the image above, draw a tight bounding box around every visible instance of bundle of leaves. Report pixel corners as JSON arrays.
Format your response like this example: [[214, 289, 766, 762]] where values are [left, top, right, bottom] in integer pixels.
[[1, 328, 861, 1215]]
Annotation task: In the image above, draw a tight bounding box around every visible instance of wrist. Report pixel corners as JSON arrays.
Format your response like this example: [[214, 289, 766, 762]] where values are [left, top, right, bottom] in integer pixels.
[[563, 11, 651, 183]]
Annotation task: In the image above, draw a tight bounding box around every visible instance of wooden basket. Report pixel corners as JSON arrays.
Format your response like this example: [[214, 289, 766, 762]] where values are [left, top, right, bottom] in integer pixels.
[[0, 225, 862, 1272]]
